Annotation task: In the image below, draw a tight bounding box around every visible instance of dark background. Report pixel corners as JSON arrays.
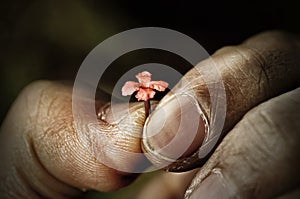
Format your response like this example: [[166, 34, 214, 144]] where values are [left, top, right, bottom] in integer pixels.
[[1, 0, 299, 122], [0, 0, 299, 198]]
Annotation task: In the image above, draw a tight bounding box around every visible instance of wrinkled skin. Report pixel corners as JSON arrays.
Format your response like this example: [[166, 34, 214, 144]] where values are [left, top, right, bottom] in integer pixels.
[[1, 31, 300, 199]]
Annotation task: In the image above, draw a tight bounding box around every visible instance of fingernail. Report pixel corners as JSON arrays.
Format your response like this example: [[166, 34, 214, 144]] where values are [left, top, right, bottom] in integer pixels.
[[189, 172, 232, 199], [143, 94, 208, 165]]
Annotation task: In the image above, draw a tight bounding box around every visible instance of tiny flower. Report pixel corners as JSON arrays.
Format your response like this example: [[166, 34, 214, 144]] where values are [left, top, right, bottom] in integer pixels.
[[121, 71, 169, 101], [122, 71, 169, 117]]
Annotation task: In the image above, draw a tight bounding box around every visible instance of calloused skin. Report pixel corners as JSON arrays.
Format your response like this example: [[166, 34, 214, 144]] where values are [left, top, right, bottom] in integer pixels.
[[1, 31, 300, 199]]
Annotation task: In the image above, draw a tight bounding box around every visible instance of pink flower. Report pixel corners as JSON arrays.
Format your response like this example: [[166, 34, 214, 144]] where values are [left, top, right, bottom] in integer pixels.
[[121, 71, 169, 101]]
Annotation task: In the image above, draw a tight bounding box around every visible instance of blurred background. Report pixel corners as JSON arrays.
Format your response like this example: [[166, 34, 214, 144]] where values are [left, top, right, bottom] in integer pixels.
[[1, 0, 299, 198]]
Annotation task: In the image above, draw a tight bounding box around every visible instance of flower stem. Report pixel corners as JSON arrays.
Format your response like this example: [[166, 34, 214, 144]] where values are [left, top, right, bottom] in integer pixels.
[[144, 100, 150, 118]]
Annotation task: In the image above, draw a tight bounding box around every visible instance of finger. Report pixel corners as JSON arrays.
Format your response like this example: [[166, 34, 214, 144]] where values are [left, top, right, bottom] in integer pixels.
[[0, 81, 147, 198], [277, 187, 300, 199], [136, 170, 198, 199], [142, 31, 300, 171], [184, 88, 300, 199]]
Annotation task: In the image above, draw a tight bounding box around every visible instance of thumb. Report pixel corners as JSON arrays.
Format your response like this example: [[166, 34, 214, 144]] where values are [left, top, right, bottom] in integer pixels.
[[185, 87, 300, 199], [0, 81, 147, 198], [142, 31, 300, 171]]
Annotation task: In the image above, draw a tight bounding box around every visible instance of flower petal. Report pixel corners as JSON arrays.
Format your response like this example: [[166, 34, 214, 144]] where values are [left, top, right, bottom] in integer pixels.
[[121, 81, 140, 96], [135, 88, 147, 101], [136, 71, 152, 84], [149, 81, 169, 91], [135, 88, 156, 101], [147, 89, 156, 99]]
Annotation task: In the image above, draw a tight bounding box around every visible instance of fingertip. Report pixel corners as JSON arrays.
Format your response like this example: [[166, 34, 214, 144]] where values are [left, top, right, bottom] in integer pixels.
[[142, 94, 207, 171]]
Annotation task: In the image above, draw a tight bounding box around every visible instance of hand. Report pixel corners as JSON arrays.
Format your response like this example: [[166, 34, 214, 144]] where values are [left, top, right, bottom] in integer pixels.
[[142, 31, 300, 198], [0, 81, 147, 198], [1, 30, 300, 199]]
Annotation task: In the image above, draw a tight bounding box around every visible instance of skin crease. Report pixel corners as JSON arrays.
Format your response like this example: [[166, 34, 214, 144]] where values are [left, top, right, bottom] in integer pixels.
[[0, 81, 147, 198], [142, 31, 300, 171], [185, 88, 300, 199], [0, 31, 299, 198]]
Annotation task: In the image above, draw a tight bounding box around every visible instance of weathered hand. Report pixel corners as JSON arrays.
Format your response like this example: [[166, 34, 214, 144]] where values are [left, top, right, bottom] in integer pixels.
[[1, 30, 300, 199], [142, 31, 300, 198], [0, 81, 147, 198]]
